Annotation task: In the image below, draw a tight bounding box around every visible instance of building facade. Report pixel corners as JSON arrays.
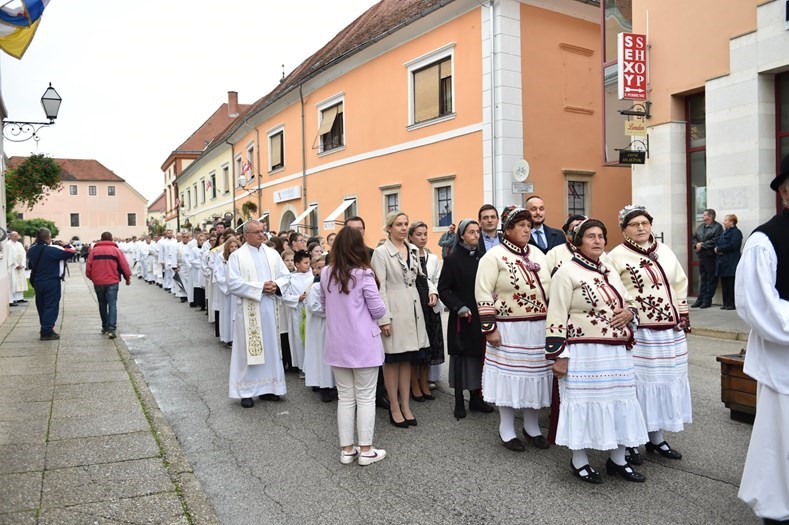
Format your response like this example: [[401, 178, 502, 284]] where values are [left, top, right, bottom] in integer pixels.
[[12, 157, 148, 242]]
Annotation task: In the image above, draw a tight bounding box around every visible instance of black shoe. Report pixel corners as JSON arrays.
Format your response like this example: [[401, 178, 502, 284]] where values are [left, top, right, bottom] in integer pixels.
[[405, 416, 417, 427], [411, 392, 425, 402], [645, 440, 682, 459], [501, 437, 525, 452], [180, 297, 187, 303], [725, 305, 736, 311], [422, 393, 435, 401], [606, 458, 646, 482], [259, 393, 281, 402], [16, 299, 28, 303], [240, 398, 254, 408], [469, 396, 495, 413], [719, 306, 728, 310], [389, 411, 409, 428], [699, 303, 711, 309], [9, 303, 17, 307], [40, 333, 60, 340], [625, 447, 643, 466], [571, 460, 603, 484], [319, 389, 333, 403], [376, 396, 391, 411], [454, 400, 467, 420], [523, 430, 550, 449], [690, 300, 703, 308]]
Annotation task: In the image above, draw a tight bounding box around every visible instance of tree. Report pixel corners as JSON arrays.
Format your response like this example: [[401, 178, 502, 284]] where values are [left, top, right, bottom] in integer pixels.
[[8, 218, 59, 239], [241, 201, 257, 220], [5, 154, 63, 211]]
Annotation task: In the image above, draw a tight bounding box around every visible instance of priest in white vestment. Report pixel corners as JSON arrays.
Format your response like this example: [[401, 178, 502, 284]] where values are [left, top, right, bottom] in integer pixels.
[[7, 232, 27, 304], [227, 221, 291, 408]]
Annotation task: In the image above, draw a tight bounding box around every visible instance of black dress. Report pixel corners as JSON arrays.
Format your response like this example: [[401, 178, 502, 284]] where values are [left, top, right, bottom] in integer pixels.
[[437, 242, 484, 390], [416, 254, 445, 366]]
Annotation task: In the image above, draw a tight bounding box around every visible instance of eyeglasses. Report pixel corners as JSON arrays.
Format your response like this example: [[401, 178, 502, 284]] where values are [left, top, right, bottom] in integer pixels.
[[626, 221, 650, 229]]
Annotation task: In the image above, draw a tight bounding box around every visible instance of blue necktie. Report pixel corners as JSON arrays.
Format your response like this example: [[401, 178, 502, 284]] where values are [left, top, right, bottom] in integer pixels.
[[535, 230, 546, 250]]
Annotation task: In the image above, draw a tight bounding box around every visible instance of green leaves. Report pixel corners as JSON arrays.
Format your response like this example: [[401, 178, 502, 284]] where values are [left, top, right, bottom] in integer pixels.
[[5, 154, 63, 210]]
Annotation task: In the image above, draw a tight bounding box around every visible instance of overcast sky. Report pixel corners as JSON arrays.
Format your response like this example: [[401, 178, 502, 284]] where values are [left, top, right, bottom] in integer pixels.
[[1, 0, 380, 203]]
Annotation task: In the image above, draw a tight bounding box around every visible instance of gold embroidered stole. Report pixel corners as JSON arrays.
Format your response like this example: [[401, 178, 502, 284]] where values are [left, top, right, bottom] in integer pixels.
[[237, 245, 266, 366]]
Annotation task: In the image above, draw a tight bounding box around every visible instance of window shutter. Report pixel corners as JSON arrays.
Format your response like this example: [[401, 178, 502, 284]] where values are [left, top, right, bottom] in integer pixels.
[[317, 105, 339, 136], [270, 133, 283, 167], [414, 63, 440, 122], [439, 58, 452, 79]]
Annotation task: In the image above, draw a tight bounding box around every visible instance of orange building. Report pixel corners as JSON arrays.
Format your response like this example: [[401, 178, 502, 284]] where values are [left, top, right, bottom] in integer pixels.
[[175, 0, 631, 252]]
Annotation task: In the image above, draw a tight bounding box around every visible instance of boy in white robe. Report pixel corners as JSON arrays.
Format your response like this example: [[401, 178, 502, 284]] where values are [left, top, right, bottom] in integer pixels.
[[304, 256, 336, 402], [283, 250, 313, 378]]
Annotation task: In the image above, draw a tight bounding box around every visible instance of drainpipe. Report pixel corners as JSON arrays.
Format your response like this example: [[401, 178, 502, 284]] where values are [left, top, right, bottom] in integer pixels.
[[226, 140, 236, 228], [489, 0, 497, 208], [299, 83, 309, 232]]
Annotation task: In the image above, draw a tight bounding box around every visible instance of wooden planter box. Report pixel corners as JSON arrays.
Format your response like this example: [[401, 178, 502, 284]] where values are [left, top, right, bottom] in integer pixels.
[[716, 354, 756, 424]]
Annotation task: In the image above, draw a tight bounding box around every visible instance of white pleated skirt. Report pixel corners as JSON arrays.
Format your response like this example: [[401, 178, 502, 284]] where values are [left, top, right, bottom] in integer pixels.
[[556, 342, 648, 451], [482, 320, 552, 409], [632, 327, 692, 432]]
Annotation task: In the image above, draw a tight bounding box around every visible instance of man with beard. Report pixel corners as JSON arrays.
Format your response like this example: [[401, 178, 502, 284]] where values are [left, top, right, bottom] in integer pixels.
[[525, 196, 564, 254]]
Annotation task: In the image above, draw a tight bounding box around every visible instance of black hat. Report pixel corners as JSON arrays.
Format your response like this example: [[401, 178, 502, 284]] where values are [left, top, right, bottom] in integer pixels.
[[771, 154, 789, 191]]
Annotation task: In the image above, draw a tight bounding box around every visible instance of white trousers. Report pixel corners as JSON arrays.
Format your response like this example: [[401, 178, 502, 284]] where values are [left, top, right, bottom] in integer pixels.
[[332, 366, 378, 448], [739, 382, 789, 521]]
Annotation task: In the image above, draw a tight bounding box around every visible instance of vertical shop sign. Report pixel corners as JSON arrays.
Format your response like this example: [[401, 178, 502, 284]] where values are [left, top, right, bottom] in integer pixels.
[[617, 33, 647, 100]]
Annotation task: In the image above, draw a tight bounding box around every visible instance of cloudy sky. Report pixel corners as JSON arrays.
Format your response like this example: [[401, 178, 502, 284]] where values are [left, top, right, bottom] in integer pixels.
[[1, 0, 380, 202]]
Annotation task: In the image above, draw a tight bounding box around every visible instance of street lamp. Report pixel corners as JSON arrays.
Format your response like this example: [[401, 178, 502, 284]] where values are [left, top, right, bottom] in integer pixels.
[[3, 83, 62, 143]]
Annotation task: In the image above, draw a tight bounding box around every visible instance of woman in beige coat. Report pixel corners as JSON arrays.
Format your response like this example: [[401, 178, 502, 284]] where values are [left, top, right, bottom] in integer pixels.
[[372, 211, 437, 428]]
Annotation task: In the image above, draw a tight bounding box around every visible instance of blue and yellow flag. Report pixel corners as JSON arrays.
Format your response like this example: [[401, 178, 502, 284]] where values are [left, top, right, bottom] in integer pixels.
[[0, 0, 49, 59]]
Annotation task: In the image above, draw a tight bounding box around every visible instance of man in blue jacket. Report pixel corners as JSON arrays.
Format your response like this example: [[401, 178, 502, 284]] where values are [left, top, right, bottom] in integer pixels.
[[525, 195, 565, 254], [86, 232, 132, 339], [27, 228, 76, 340]]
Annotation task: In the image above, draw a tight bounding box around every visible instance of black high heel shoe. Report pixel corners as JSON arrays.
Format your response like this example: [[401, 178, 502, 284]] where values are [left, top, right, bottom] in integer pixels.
[[605, 458, 646, 482], [571, 460, 602, 484], [389, 411, 409, 428], [411, 392, 425, 402], [645, 441, 682, 459], [625, 447, 643, 465], [405, 416, 417, 427]]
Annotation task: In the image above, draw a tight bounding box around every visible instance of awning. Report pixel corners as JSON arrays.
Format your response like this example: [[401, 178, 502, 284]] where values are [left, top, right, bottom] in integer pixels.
[[290, 204, 318, 231], [323, 198, 356, 231]]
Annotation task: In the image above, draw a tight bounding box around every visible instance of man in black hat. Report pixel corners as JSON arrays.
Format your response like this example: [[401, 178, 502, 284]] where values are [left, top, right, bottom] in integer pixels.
[[736, 154, 789, 524]]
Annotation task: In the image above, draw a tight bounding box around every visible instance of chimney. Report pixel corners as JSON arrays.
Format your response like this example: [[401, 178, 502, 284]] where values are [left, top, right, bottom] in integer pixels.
[[228, 91, 239, 117]]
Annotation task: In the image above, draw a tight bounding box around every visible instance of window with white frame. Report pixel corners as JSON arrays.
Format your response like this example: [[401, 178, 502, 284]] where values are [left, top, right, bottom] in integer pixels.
[[192, 184, 197, 207], [407, 44, 455, 126], [200, 179, 206, 204], [69, 185, 78, 195], [317, 98, 344, 153], [235, 155, 243, 187], [88, 185, 97, 196], [180, 193, 184, 209], [222, 165, 229, 193], [429, 177, 454, 228], [209, 172, 217, 199], [128, 213, 136, 227], [108, 186, 116, 196], [269, 128, 284, 171], [381, 186, 400, 219], [186, 189, 191, 210], [246, 143, 255, 180]]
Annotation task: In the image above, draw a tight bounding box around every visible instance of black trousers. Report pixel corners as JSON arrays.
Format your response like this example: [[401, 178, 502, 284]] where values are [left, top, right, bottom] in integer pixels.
[[194, 287, 205, 310], [720, 276, 735, 308], [698, 257, 718, 304]]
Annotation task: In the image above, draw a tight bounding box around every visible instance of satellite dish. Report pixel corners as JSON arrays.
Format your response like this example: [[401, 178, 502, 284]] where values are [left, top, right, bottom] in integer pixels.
[[513, 159, 530, 182]]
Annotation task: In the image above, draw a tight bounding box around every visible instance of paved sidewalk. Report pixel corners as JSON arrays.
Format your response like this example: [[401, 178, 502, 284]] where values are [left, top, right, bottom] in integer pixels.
[[0, 266, 218, 524], [687, 297, 750, 342]]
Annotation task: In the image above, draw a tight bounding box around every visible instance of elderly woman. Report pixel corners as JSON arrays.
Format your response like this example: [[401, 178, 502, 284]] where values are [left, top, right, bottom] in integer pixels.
[[714, 214, 742, 311], [407, 220, 444, 402], [545, 214, 587, 273], [372, 211, 437, 428], [546, 219, 648, 484], [608, 205, 692, 465], [475, 206, 552, 451], [438, 219, 494, 419]]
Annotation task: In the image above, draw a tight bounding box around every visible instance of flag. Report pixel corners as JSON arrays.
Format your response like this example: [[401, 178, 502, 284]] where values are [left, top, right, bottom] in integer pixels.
[[0, 18, 40, 59], [205, 179, 212, 191], [175, 197, 180, 208], [0, 0, 48, 27], [0, 0, 50, 59], [241, 161, 251, 175]]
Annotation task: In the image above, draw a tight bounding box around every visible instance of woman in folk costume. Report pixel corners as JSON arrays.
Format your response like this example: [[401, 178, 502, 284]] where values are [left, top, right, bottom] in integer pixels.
[[546, 219, 648, 484], [475, 206, 552, 452], [607, 205, 691, 465], [372, 211, 437, 429], [406, 221, 444, 402], [227, 221, 291, 408], [214, 237, 241, 346], [283, 250, 315, 377], [545, 215, 586, 274], [320, 226, 389, 466], [437, 219, 494, 419], [304, 255, 337, 402]]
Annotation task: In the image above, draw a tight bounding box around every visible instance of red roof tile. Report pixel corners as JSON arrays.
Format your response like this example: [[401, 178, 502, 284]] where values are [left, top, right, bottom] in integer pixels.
[[8, 157, 126, 182]]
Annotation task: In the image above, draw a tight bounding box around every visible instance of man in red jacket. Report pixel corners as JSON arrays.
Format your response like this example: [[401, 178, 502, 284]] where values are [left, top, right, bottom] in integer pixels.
[[86, 232, 131, 339]]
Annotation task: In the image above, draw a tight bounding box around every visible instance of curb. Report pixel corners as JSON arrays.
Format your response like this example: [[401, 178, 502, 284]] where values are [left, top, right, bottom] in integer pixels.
[[690, 327, 749, 342]]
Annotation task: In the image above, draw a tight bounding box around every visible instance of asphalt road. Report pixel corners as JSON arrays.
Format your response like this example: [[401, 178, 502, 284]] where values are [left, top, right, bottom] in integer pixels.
[[115, 277, 759, 525]]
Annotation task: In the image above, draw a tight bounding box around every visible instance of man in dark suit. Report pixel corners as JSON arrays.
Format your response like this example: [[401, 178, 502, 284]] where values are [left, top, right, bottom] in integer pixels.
[[525, 196, 564, 253]]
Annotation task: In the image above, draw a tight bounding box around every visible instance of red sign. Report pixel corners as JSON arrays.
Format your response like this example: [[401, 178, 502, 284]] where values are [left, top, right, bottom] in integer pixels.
[[617, 33, 647, 100]]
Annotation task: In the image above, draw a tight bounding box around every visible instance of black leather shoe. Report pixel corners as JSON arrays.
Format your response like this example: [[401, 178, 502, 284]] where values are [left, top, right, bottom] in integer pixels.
[[240, 398, 254, 408], [259, 393, 281, 402], [606, 458, 646, 482], [523, 430, 550, 449], [625, 447, 643, 465], [699, 303, 711, 309], [690, 300, 703, 308], [40, 333, 60, 340], [422, 393, 435, 401], [571, 460, 602, 484], [469, 396, 495, 413], [411, 392, 425, 402], [405, 417, 417, 427], [501, 437, 525, 452], [389, 411, 409, 428], [454, 400, 466, 420], [645, 441, 682, 459]]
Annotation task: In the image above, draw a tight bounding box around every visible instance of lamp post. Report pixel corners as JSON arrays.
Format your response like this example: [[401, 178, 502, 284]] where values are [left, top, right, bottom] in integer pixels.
[[2, 83, 62, 142]]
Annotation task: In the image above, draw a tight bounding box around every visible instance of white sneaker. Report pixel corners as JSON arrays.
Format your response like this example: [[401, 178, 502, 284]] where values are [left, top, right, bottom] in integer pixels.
[[340, 447, 359, 465], [357, 448, 386, 466]]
